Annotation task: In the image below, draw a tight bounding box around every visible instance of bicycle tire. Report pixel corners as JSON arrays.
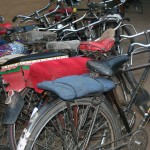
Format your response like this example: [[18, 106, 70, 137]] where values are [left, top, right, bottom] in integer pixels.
[[0, 102, 7, 145], [19, 97, 121, 150], [0, 84, 10, 145], [134, 0, 143, 14], [7, 88, 42, 150]]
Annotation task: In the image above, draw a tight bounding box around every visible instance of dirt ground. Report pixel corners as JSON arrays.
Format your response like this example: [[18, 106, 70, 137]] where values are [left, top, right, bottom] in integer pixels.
[[0, 0, 49, 23], [0, 0, 149, 149]]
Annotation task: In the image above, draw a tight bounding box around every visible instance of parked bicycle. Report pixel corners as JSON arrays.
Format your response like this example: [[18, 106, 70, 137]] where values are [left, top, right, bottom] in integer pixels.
[[0, 0, 139, 149], [124, 0, 143, 14], [16, 30, 150, 150]]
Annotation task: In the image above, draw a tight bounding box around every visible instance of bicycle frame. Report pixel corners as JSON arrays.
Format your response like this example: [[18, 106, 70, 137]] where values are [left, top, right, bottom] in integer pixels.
[[120, 31, 150, 127]]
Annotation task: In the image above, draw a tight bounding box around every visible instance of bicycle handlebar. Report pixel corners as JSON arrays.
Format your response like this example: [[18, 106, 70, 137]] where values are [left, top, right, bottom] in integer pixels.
[[128, 43, 150, 56], [12, 1, 51, 23], [35, 5, 60, 20], [124, 30, 150, 55], [51, 13, 125, 33], [121, 30, 150, 39], [37, 2, 126, 34], [12, 15, 32, 23], [61, 17, 104, 33]]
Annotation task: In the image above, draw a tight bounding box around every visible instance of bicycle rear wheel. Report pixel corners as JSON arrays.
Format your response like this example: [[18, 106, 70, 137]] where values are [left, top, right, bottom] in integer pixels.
[[20, 97, 121, 150]]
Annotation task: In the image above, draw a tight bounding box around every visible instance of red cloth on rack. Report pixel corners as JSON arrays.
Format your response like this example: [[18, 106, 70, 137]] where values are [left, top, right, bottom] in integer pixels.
[[79, 38, 115, 53], [0, 22, 12, 35], [26, 56, 90, 93], [2, 69, 29, 92]]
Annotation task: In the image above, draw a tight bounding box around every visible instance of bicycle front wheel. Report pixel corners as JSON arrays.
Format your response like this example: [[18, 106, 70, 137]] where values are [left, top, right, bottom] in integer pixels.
[[21, 97, 121, 150]]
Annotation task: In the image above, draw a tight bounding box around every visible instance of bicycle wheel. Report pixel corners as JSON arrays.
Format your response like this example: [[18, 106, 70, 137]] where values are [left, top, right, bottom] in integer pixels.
[[20, 97, 121, 150], [0, 100, 7, 145], [134, 0, 143, 14], [7, 88, 42, 150], [0, 83, 8, 145]]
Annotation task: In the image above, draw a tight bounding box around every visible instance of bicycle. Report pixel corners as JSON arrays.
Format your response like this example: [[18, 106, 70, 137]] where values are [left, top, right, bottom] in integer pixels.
[[124, 0, 143, 14], [16, 30, 150, 150], [0, 26, 135, 149], [0, 51, 69, 148], [0, 0, 137, 149], [3, 22, 137, 150]]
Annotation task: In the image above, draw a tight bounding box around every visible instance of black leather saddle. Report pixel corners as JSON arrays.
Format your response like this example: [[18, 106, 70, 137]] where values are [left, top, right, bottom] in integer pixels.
[[6, 25, 36, 34], [86, 55, 129, 76], [0, 51, 67, 67]]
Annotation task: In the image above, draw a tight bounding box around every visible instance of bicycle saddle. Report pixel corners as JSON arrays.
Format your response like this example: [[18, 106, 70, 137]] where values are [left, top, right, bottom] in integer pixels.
[[86, 55, 129, 76], [79, 28, 115, 52], [37, 74, 115, 100], [0, 51, 67, 68], [46, 40, 80, 51], [79, 38, 114, 52], [6, 25, 37, 34]]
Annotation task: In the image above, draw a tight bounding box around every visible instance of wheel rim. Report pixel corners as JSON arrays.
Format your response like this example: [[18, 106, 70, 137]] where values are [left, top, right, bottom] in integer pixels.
[[30, 101, 116, 149]]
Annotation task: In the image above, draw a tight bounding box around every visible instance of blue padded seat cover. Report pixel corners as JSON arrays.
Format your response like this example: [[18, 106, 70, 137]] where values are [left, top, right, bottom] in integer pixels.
[[37, 74, 115, 100]]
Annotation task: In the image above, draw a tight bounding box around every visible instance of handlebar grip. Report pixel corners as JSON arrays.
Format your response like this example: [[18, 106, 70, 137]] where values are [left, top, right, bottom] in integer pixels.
[[12, 16, 18, 22]]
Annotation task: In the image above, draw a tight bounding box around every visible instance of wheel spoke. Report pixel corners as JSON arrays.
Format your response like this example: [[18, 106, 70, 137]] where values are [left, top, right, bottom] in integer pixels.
[[23, 98, 121, 149]]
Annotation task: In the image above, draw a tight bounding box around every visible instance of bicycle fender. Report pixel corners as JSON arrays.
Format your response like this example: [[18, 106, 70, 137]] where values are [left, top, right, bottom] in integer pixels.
[[17, 102, 53, 150], [2, 92, 24, 124]]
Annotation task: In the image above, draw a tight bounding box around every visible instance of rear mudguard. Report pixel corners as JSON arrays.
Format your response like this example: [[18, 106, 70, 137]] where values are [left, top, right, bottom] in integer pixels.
[[2, 92, 24, 124]]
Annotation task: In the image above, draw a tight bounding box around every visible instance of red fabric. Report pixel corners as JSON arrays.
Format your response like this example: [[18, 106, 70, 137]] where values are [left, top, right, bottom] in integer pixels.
[[0, 22, 12, 35], [49, 7, 73, 21], [79, 38, 115, 53], [26, 57, 90, 93], [2, 69, 28, 92], [54, 15, 61, 21], [49, 7, 73, 14]]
